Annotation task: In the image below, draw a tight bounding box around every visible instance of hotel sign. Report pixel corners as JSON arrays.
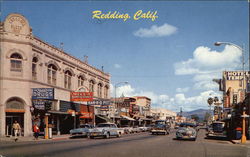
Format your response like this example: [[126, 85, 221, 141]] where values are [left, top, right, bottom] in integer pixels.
[[32, 88, 54, 100], [70, 92, 93, 102]]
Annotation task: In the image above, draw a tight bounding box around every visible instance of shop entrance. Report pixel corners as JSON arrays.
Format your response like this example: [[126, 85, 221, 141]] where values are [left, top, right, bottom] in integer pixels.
[[5, 112, 24, 136]]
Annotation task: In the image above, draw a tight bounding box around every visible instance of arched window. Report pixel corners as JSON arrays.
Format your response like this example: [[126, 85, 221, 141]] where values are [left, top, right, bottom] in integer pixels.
[[32, 57, 38, 80], [48, 64, 57, 85], [10, 53, 23, 72], [104, 85, 109, 99], [64, 70, 72, 89], [97, 83, 103, 98], [78, 75, 85, 87], [89, 80, 95, 93]]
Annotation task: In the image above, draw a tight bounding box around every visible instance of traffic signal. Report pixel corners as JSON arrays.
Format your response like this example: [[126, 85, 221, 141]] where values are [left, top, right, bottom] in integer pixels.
[[44, 101, 52, 111], [233, 94, 237, 104]]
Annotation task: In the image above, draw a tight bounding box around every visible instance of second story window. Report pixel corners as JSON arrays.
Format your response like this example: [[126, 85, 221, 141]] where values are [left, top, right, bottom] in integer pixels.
[[97, 83, 103, 98], [78, 75, 85, 87], [32, 57, 38, 80], [48, 64, 57, 85], [10, 53, 23, 72], [64, 70, 72, 89], [104, 85, 109, 99], [89, 80, 95, 93]]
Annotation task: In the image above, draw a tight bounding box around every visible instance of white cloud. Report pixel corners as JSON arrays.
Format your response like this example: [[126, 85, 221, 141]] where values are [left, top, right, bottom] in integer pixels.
[[174, 45, 242, 92], [114, 64, 121, 69], [133, 23, 177, 38], [110, 84, 222, 112], [174, 45, 242, 75], [176, 87, 189, 93]]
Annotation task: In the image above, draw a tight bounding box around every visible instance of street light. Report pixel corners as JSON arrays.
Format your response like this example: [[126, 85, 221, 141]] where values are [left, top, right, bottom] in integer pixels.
[[214, 41, 246, 143], [114, 81, 129, 122]]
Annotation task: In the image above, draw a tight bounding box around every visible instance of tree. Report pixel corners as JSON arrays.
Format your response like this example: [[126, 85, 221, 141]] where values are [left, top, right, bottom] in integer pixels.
[[203, 112, 211, 123], [190, 114, 199, 121]]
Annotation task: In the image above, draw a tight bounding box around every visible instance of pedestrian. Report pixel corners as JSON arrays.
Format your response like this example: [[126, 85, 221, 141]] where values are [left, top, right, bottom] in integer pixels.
[[33, 124, 40, 140], [12, 121, 21, 142]]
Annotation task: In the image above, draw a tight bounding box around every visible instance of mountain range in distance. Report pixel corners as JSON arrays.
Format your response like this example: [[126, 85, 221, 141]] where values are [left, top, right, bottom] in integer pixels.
[[178, 109, 211, 120]]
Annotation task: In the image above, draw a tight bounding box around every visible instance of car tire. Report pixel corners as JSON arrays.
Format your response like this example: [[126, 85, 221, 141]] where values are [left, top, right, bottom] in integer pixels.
[[117, 133, 121, 138], [105, 133, 110, 139]]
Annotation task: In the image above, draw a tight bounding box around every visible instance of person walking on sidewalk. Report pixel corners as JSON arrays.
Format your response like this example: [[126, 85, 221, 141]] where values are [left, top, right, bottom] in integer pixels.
[[33, 124, 40, 140], [12, 121, 21, 142]]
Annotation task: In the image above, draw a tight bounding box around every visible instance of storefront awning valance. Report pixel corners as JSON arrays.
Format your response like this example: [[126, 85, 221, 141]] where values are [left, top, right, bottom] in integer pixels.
[[121, 115, 135, 121]]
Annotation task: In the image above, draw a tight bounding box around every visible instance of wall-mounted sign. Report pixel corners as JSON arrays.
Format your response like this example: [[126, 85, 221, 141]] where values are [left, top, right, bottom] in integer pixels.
[[32, 88, 54, 100], [32, 100, 45, 110], [87, 100, 111, 106], [70, 92, 93, 102], [100, 105, 109, 111]]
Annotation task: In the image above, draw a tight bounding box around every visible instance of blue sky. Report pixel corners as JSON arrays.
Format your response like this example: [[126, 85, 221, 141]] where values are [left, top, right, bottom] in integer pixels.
[[1, 1, 249, 112]]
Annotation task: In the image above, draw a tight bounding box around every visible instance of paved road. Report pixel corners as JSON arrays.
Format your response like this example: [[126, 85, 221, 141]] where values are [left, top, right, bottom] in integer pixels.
[[0, 129, 249, 157]]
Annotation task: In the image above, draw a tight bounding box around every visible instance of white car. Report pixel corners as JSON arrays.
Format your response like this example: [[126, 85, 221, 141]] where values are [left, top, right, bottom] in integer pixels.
[[69, 124, 93, 138], [88, 123, 122, 139]]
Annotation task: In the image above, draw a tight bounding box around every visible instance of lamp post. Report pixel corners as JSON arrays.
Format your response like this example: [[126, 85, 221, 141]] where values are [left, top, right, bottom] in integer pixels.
[[215, 42, 246, 143], [114, 81, 129, 122]]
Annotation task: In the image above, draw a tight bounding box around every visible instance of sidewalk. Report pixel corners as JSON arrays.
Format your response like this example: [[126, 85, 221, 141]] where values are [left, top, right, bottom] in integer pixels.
[[231, 139, 250, 145], [0, 134, 71, 142]]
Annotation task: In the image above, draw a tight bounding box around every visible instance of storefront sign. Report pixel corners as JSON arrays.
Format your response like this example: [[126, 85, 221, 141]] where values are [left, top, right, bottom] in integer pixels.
[[32, 88, 54, 100], [60, 100, 80, 112], [70, 92, 93, 101], [87, 100, 111, 105], [100, 105, 109, 111], [32, 100, 45, 110], [80, 112, 93, 119]]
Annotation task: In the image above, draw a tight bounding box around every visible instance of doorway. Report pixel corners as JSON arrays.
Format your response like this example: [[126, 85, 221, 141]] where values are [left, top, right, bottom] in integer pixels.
[[5, 112, 24, 136]]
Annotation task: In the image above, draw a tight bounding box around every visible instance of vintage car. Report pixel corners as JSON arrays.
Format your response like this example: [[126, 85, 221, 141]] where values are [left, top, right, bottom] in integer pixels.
[[176, 123, 197, 141], [69, 124, 93, 138], [122, 125, 134, 134], [206, 121, 226, 138], [151, 120, 170, 135], [88, 123, 122, 139]]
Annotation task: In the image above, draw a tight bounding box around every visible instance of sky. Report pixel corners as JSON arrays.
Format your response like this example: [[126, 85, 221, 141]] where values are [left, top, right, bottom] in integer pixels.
[[1, 1, 249, 112]]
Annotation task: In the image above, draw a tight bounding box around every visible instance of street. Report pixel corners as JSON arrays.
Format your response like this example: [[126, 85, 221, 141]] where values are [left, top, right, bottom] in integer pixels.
[[0, 129, 248, 157]]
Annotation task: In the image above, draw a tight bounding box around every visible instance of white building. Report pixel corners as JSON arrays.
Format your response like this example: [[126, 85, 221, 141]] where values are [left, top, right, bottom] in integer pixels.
[[0, 13, 111, 136]]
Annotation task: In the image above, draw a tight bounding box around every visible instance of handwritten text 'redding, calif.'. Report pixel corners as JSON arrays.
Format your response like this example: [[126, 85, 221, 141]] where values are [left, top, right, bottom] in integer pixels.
[[92, 10, 158, 21]]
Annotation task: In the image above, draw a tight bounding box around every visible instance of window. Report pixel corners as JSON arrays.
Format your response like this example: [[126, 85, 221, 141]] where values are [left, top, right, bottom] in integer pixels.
[[48, 64, 57, 85], [64, 70, 72, 89], [89, 80, 95, 93], [78, 75, 85, 87], [32, 57, 38, 80], [10, 53, 22, 72], [104, 86, 109, 99], [97, 83, 103, 98]]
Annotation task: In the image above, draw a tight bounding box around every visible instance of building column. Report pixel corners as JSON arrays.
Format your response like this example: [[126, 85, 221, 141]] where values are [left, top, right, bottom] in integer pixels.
[[0, 104, 5, 136], [57, 116, 60, 135]]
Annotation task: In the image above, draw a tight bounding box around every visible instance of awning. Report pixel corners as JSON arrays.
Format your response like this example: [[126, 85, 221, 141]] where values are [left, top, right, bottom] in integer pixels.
[[48, 110, 69, 115], [121, 115, 135, 121], [96, 115, 112, 122]]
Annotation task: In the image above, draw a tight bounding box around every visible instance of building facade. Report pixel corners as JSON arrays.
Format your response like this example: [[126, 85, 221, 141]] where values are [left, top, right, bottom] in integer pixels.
[[0, 13, 110, 136]]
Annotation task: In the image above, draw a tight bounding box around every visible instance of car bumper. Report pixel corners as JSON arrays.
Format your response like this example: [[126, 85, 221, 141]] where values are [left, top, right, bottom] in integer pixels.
[[70, 132, 88, 137], [89, 132, 104, 137], [151, 130, 166, 133]]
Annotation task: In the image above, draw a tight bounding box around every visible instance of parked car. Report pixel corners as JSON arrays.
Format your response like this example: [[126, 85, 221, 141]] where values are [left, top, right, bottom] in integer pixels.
[[88, 123, 121, 139], [176, 123, 197, 141], [206, 121, 226, 138], [139, 126, 148, 132], [132, 126, 141, 133], [151, 120, 170, 135], [122, 126, 133, 134], [69, 124, 93, 138]]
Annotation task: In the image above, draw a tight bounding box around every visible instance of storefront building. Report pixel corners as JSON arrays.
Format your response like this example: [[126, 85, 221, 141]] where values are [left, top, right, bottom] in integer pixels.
[[0, 13, 110, 136]]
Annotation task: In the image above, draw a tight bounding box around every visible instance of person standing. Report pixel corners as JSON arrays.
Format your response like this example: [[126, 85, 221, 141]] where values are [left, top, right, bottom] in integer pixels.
[[12, 121, 21, 142], [33, 124, 40, 140]]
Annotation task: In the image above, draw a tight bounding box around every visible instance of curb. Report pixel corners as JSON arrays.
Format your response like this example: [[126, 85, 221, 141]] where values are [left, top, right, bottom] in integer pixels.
[[230, 140, 240, 144]]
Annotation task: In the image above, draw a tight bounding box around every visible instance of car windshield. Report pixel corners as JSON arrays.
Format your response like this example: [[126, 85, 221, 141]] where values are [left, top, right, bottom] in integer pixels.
[[80, 125, 90, 128], [179, 123, 195, 128], [212, 123, 224, 132], [155, 121, 166, 125], [97, 124, 112, 127]]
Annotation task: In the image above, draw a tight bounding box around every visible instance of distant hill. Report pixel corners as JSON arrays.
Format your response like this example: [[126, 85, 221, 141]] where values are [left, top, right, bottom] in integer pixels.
[[179, 109, 210, 121]]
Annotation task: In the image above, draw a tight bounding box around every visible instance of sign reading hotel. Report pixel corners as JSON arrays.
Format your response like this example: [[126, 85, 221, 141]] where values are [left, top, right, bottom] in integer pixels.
[[32, 88, 54, 100], [70, 92, 93, 102]]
